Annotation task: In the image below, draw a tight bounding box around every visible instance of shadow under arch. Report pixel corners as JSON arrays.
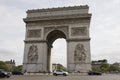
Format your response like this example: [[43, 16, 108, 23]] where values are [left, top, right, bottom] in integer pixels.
[[46, 30, 67, 72], [46, 30, 67, 47]]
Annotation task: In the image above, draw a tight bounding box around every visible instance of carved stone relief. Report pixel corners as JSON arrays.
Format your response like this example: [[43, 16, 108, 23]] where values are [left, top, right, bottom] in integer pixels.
[[71, 27, 87, 36], [27, 29, 41, 38], [28, 44, 38, 63], [74, 43, 86, 63]]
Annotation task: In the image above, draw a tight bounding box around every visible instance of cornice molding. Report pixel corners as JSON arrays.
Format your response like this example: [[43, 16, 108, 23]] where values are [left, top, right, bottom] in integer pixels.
[[24, 14, 91, 22], [67, 38, 91, 42], [24, 40, 47, 43], [24, 38, 90, 43], [27, 5, 89, 13]]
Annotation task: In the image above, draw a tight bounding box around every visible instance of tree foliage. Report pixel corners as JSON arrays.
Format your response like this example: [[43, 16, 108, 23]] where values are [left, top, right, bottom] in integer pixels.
[[100, 63, 109, 72], [92, 66, 101, 72], [92, 63, 120, 73], [109, 65, 120, 72], [56, 64, 67, 71], [0, 61, 10, 71], [12, 65, 23, 71]]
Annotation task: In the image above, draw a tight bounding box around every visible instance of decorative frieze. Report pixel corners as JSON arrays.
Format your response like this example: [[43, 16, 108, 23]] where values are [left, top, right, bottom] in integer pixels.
[[27, 29, 41, 38], [26, 5, 89, 19], [24, 14, 91, 23], [71, 27, 87, 36], [26, 19, 90, 26]]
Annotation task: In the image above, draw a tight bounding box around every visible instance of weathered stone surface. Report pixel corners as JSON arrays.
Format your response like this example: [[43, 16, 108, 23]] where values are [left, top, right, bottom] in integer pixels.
[[71, 27, 87, 36], [23, 5, 91, 73]]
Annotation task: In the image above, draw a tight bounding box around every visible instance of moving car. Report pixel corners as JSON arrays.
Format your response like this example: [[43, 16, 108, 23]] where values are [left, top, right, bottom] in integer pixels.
[[53, 70, 68, 76], [88, 71, 102, 75], [0, 70, 11, 78]]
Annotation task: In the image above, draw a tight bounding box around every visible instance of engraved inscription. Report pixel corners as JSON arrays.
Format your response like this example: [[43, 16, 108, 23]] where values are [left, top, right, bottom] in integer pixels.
[[74, 43, 86, 62], [71, 27, 87, 36], [28, 44, 38, 63], [27, 29, 41, 38]]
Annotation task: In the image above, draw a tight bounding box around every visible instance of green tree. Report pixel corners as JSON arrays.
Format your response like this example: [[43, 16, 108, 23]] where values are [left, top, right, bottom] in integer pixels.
[[0, 61, 10, 71], [56, 64, 67, 71], [12, 65, 23, 71], [92, 66, 101, 72], [17, 65, 23, 71], [109, 65, 120, 72], [100, 63, 109, 72]]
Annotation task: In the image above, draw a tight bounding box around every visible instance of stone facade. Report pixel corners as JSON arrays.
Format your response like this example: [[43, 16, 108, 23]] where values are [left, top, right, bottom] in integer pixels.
[[23, 5, 91, 73]]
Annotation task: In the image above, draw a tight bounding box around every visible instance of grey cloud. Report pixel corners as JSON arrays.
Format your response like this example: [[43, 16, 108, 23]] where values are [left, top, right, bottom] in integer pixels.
[[0, 49, 14, 55]]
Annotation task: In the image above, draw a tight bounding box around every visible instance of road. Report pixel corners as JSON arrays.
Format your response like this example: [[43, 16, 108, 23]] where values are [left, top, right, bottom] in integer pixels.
[[1, 74, 120, 80]]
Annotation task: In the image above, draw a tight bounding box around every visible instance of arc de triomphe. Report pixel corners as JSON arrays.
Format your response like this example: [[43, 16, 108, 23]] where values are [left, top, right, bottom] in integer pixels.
[[23, 5, 92, 73]]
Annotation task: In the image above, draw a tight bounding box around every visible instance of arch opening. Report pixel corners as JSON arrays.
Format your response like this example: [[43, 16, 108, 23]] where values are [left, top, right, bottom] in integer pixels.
[[51, 39, 67, 71], [46, 30, 66, 46], [46, 30, 67, 72]]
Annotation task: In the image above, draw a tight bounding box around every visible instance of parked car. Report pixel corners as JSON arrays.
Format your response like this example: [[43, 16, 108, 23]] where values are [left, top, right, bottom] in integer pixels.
[[0, 70, 11, 78], [88, 71, 102, 75], [53, 70, 68, 76], [12, 71, 23, 75]]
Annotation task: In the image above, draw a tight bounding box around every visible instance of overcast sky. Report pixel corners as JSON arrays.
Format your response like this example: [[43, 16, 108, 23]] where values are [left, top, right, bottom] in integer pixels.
[[0, 0, 120, 67]]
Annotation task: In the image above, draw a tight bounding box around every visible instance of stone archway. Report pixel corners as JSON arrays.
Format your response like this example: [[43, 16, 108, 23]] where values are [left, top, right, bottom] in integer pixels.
[[46, 30, 66, 72], [23, 5, 92, 73]]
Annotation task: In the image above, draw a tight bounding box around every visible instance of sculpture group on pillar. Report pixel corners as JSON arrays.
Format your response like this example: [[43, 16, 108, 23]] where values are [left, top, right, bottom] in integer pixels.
[[28, 44, 38, 63], [74, 43, 86, 63]]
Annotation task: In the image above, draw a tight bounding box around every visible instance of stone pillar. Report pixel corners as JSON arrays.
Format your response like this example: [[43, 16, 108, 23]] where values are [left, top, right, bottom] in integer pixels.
[[67, 40, 91, 72], [22, 41, 48, 72]]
